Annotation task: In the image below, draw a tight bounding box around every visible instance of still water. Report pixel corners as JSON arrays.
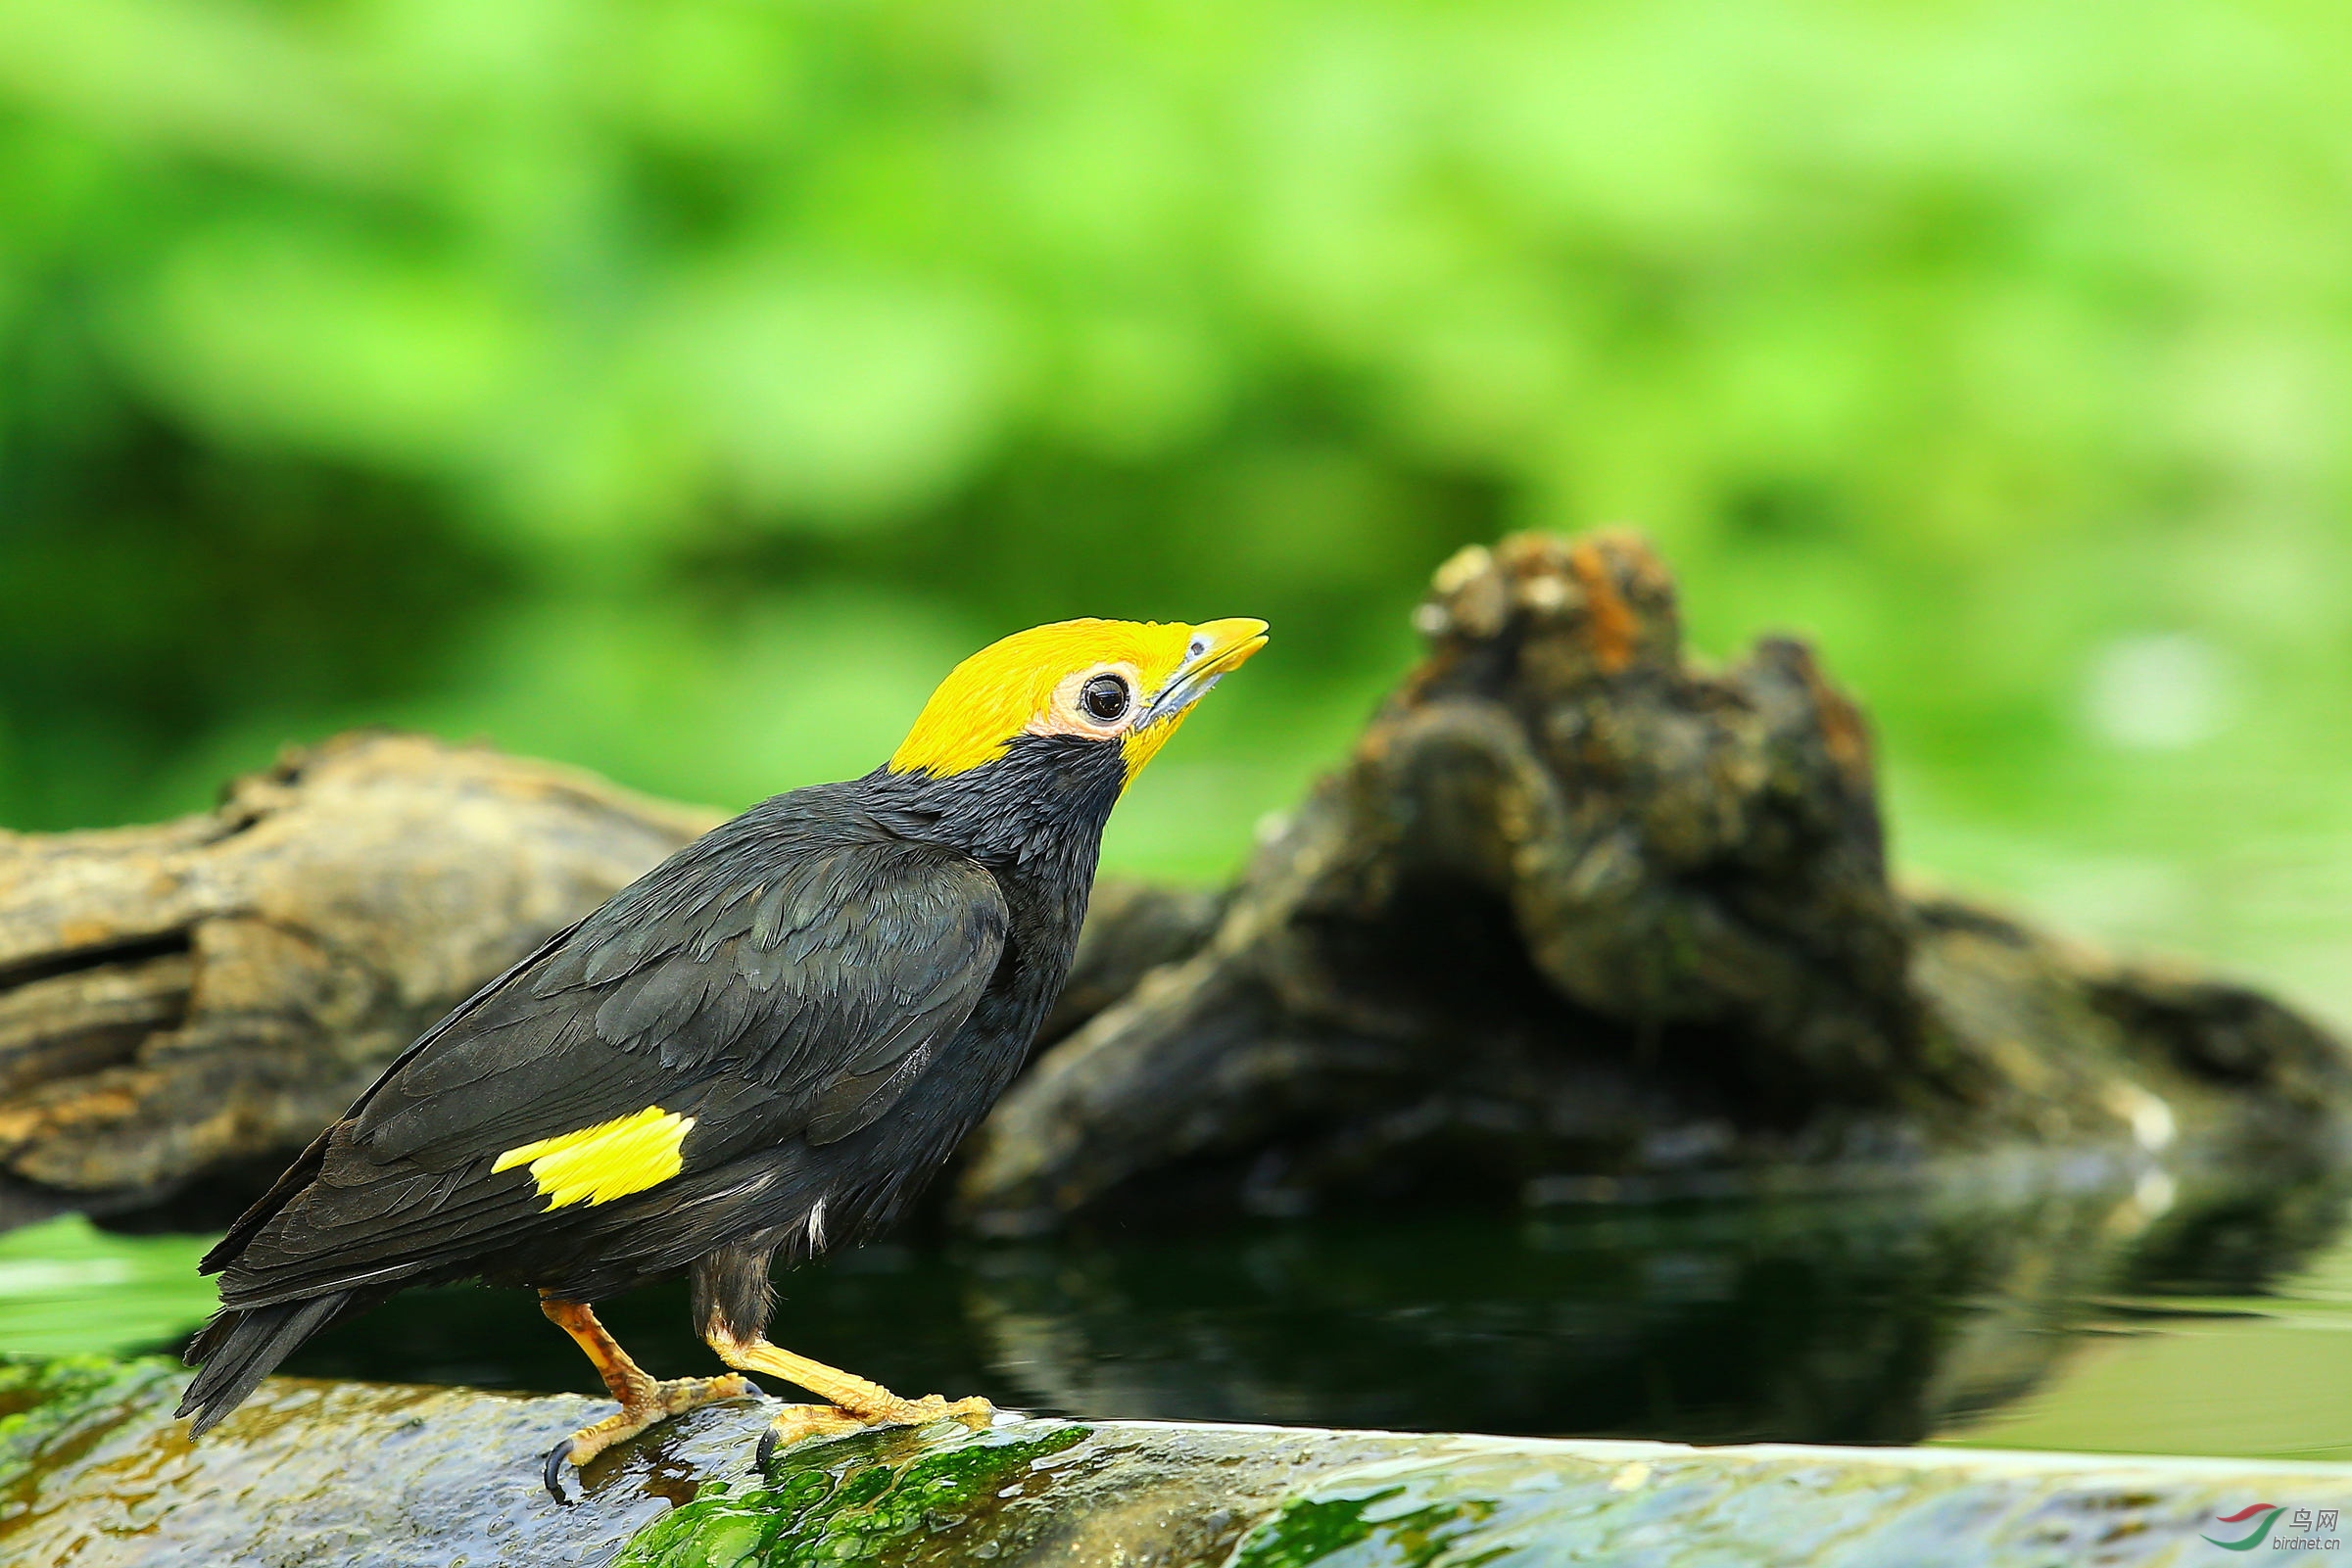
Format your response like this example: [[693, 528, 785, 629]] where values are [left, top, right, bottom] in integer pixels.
[[3, 1161, 2348, 1460]]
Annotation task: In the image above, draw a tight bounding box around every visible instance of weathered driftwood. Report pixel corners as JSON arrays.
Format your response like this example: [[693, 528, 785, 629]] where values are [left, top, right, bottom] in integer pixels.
[[0, 531, 2342, 1220], [0, 737, 714, 1207], [955, 533, 2350, 1228], [5, 1356, 2351, 1567]]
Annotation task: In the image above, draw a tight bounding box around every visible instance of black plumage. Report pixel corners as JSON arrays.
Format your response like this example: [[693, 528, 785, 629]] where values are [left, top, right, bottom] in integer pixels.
[[179, 730, 1128, 1436]]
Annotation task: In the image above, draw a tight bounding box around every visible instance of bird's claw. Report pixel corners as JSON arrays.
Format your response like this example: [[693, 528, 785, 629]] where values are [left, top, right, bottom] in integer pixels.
[[540, 1372, 763, 1499], [542, 1437, 577, 1502]]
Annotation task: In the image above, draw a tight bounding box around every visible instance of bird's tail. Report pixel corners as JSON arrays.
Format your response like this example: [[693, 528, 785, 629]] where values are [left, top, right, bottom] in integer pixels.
[[175, 1292, 352, 1436]]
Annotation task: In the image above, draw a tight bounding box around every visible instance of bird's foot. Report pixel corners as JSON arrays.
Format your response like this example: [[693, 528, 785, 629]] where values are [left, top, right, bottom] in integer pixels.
[[752, 1402, 874, 1468], [543, 1372, 760, 1499], [753, 1393, 995, 1468], [866, 1392, 997, 1430]]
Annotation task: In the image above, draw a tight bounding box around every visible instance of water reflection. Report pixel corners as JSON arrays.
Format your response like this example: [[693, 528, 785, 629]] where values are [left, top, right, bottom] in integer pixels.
[[950, 1170, 2280, 1445], [0, 1154, 2339, 1457]]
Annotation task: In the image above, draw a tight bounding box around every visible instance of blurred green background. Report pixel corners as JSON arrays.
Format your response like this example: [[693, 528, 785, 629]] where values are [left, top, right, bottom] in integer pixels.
[[1, 0, 2347, 1022]]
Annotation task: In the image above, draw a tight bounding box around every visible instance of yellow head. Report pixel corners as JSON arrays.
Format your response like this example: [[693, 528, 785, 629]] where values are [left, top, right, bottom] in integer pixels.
[[889, 617, 1270, 784]]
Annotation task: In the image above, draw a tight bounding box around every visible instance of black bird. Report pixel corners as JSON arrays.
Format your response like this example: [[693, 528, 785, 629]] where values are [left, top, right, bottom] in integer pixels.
[[177, 616, 1268, 1488]]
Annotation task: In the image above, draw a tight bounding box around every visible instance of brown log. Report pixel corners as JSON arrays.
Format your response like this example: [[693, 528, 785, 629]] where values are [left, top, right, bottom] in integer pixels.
[[952, 533, 2351, 1229], [0, 735, 713, 1209], [0, 533, 2342, 1227]]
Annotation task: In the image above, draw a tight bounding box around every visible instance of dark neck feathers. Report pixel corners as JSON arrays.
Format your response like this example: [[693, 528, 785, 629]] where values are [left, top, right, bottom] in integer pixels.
[[856, 734, 1127, 878]]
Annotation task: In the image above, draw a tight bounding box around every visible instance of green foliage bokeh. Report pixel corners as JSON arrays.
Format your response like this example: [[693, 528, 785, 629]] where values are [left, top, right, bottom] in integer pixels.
[[1, 0, 2347, 1014]]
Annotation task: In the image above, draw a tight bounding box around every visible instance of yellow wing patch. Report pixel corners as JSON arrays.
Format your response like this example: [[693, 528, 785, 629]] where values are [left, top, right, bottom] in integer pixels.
[[493, 1106, 696, 1210]]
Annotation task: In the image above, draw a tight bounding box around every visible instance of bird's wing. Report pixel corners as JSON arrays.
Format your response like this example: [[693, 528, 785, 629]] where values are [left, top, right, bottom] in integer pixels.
[[216, 819, 1006, 1304], [351, 827, 1007, 1163], [197, 911, 596, 1275]]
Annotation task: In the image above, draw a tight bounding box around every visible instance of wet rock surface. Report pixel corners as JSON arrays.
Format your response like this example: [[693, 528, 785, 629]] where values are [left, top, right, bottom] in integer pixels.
[[3, 1356, 2348, 1566]]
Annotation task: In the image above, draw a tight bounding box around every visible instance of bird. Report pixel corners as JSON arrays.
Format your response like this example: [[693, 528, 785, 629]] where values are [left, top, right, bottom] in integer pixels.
[[175, 615, 1268, 1493]]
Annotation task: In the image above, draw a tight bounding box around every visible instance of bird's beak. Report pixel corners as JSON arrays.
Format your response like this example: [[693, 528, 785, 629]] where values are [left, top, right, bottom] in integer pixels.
[[1137, 618, 1270, 730]]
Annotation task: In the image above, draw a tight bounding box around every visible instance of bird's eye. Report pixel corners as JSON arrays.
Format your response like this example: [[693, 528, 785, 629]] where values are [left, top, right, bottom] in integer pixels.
[[1080, 674, 1131, 724]]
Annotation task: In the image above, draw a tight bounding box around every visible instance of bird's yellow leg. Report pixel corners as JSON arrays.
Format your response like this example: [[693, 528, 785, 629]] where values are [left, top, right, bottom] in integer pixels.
[[540, 1297, 758, 1488], [705, 1328, 991, 1457]]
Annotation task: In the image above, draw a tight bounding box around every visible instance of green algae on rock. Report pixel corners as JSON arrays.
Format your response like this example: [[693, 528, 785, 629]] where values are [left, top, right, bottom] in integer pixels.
[[612, 1423, 1093, 1567]]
